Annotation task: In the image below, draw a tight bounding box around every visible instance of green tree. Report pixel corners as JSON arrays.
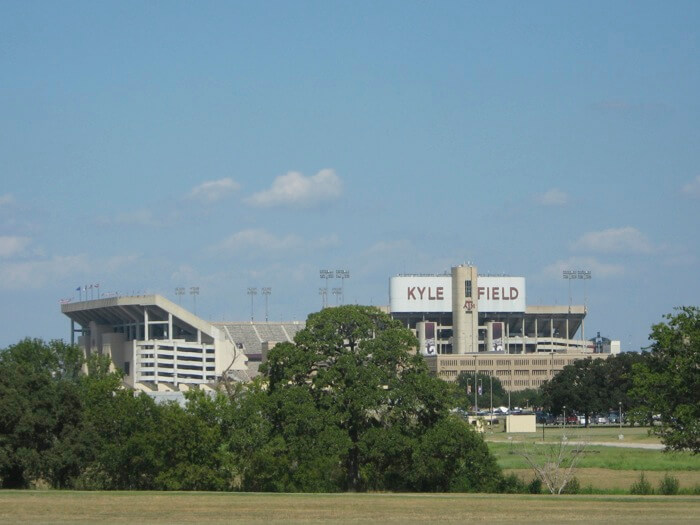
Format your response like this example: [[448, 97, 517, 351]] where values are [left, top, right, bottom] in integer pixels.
[[455, 372, 506, 410], [631, 307, 700, 453], [541, 357, 607, 424], [541, 353, 645, 425], [152, 400, 227, 491], [410, 415, 502, 492], [0, 339, 87, 488], [260, 305, 501, 492], [509, 388, 543, 410]]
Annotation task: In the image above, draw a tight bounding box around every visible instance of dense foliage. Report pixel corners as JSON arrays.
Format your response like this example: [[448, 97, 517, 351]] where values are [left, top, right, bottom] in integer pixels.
[[254, 305, 503, 492], [0, 306, 505, 492], [630, 306, 699, 453], [539, 306, 699, 454], [540, 352, 646, 425], [454, 372, 542, 410]]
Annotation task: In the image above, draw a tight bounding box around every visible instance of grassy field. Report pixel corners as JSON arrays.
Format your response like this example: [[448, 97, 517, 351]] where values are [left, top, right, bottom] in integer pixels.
[[484, 423, 663, 444], [484, 424, 700, 493], [487, 442, 700, 471], [0, 491, 699, 524]]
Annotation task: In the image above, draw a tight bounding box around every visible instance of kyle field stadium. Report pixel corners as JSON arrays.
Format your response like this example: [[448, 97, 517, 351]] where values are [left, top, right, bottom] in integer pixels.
[[60, 264, 618, 397]]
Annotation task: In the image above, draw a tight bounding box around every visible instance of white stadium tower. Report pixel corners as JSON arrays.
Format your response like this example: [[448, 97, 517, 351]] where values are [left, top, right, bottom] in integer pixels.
[[389, 265, 619, 391]]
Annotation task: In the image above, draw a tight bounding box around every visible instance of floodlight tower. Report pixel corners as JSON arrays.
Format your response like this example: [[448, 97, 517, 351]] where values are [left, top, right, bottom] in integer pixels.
[[332, 287, 342, 306], [579, 270, 591, 342], [563, 269, 591, 340], [320, 270, 333, 308], [262, 287, 272, 322], [189, 286, 199, 314], [335, 269, 349, 305], [319, 287, 328, 309], [578, 270, 592, 310], [247, 287, 257, 321], [562, 270, 575, 310], [175, 287, 185, 305]]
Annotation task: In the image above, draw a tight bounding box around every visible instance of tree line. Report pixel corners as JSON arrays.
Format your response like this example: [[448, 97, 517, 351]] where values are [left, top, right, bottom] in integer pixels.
[[536, 306, 698, 453], [449, 307, 698, 454], [1, 306, 513, 492], [2, 305, 696, 491]]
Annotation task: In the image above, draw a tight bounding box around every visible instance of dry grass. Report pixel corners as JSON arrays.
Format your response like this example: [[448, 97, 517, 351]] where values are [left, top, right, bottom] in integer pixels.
[[1, 491, 699, 524], [506, 468, 700, 492]]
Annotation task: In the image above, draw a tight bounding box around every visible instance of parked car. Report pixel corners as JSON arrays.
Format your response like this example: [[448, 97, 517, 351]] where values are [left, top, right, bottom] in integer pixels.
[[536, 411, 555, 425], [595, 415, 609, 424]]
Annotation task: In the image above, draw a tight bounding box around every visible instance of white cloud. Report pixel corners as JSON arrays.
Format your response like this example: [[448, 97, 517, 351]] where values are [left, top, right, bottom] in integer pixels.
[[0, 194, 14, 207], [571, 227, 653, 254], [188, 178, 240, 203], [537, 189, 568, 206], [681, 175, 700, 198], [214, 228, 339, 255], [543, 256, 625, 279], [0, 236, 30, 258], [247, 169, 342, 208], [0, 255, 89, 289], [0, 253, 140, 290]]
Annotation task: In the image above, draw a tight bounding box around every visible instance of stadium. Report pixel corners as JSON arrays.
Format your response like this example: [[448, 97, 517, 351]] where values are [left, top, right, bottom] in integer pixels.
[[60, 264, 618, 395], [390, 265, 617, 390]]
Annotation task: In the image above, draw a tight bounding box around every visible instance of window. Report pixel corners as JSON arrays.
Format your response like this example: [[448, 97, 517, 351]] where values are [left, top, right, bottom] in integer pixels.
[[465, 280, 472, 298], [123, 361, 130, 375]]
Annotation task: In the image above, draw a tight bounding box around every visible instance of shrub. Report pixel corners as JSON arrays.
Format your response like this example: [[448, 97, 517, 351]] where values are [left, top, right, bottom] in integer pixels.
[[630, 472, 653, 495], [657, 473, 679, 495], [561, 476, 580, 494], [498, 473, 526, 494], [527, 477, 542, 494]]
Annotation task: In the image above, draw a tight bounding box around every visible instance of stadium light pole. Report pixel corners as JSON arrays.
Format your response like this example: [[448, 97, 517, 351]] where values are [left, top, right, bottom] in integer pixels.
[[262, 287, 271, 322], [563, 269, 591, 341], [189, 286, 199, 315], [320, 270, 333, 308], [580, 270, 591, 342], [247, 287, 257, 321], [562, 270, 574, 310], [332, 287, 342, 306], [175, 287, 185, 305], [336, 269, 349, 305], [319, 287, 327, 310]]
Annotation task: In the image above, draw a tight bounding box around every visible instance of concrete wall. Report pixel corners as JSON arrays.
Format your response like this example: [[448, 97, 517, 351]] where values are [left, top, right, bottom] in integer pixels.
[[506, 414, 536, 433], [433, 352, 609, 391]]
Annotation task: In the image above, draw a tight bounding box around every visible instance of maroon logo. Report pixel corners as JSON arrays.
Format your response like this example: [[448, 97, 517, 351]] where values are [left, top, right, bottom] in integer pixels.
[[463, 299, 475, 312]]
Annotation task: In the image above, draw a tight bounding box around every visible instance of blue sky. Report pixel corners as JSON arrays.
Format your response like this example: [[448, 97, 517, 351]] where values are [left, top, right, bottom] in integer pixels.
[[1, 1, 698, 351]]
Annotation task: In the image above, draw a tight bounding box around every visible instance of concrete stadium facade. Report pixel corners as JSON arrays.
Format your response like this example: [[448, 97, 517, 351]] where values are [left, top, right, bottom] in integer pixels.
[[61, 295, 249, 393], [390, 265, 617, 391], [60, 265, 618, 393]]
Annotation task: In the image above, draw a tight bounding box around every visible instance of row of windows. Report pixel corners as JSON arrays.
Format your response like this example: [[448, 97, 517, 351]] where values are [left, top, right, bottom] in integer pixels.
[[137, 371, 216, 379], [138, 363, 214, 371], [441, 359, 563, 368]]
